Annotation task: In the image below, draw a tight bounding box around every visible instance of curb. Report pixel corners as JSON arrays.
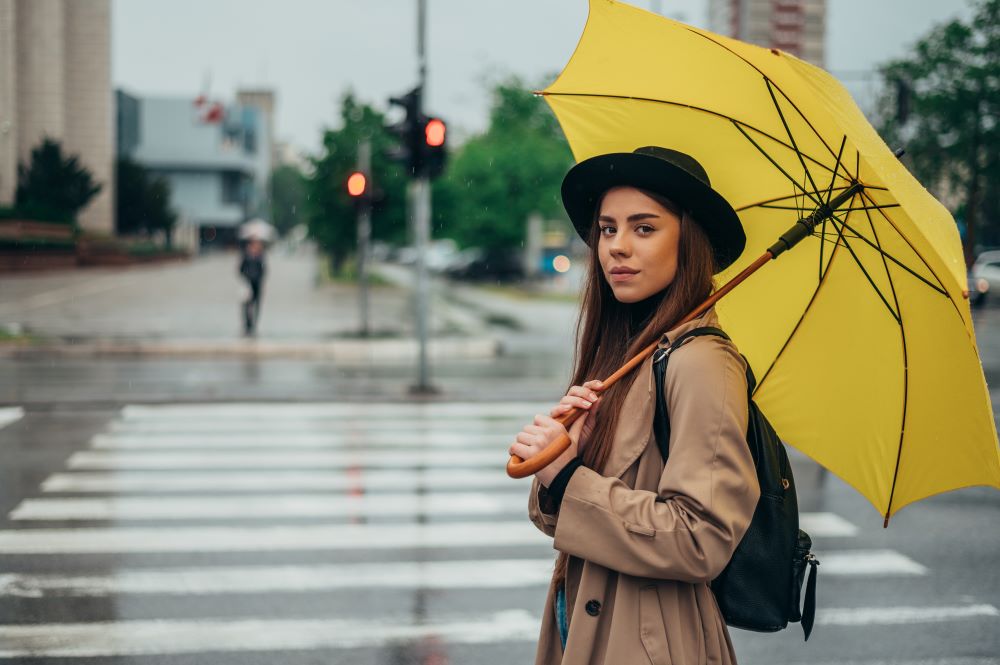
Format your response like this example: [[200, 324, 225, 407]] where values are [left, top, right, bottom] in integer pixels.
[[0, 336, 502, 362]]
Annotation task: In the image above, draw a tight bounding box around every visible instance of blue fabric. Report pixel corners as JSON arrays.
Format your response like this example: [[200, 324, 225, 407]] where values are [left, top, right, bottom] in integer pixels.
[[556, 583, 569, 650]]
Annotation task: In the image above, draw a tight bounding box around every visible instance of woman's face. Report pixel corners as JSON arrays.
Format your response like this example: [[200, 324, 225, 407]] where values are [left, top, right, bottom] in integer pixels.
[[597, 186, 682, 303]]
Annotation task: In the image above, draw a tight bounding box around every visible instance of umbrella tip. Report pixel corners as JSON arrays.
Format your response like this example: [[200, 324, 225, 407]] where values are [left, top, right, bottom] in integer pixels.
[[894, 147, 906, 158], [883, 514, 890, 528], [770, 48, 780, 56]]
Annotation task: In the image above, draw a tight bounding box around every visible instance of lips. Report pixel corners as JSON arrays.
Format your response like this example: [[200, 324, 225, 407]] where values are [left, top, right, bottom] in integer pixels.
[[608, 266, 639, 283]]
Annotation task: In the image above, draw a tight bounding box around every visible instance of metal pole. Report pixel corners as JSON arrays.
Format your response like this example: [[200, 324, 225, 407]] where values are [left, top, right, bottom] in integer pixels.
[[413, 176, 433, 392], [410, 0, 436, 393], [357, 139, 371, 337]]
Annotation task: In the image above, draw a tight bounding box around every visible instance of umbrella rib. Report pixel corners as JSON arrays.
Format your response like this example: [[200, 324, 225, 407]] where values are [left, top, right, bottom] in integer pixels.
[[858, 194, 910, 525], [819, 218, 947, 296], [757, 203, 900, 212], [734, 184, 888, 211], [825, 136, 849, 207], [542, 91, 839, 181], [858, 189, 958, 302], [682, 27, 839, 162], [752, 193, 853, 395], [765, 79, 825, 200], [818, 139, 848, 279], [731, 121, 823, 206], [826, 210, 902, 325]]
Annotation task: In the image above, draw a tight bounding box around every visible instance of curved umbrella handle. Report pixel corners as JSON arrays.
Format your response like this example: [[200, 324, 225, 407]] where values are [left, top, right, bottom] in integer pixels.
[[505, 408, 584, 479]]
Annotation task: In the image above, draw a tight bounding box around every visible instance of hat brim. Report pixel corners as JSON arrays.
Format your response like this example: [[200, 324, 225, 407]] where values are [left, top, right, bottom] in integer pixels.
[[561, 152, 746, 272]]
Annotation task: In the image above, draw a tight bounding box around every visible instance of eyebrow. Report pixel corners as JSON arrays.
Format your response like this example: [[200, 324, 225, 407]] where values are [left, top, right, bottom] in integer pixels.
[[597, 213, 661, 223]]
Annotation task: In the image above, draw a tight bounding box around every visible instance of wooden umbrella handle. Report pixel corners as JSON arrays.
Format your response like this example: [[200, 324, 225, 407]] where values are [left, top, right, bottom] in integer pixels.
[[505, 338, 659, 479], [506, 250, 774, 480]]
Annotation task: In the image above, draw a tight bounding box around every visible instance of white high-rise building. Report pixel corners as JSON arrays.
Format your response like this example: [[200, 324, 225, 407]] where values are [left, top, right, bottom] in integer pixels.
[[708, 0, 826, 67], [0, 0, 114, 233]]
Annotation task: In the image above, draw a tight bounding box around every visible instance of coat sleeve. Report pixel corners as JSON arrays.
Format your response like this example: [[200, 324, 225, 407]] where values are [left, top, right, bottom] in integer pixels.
[[527, 476, 559, 537], [552, 338, 760, 583]]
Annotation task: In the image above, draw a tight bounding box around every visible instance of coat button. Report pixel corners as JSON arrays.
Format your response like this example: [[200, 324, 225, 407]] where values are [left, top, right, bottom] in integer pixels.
[[585, 599, 601, 616]]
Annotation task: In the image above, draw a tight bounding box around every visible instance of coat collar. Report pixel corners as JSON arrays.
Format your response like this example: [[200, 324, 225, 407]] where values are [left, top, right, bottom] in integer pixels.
[[602, 305, 720, 479]]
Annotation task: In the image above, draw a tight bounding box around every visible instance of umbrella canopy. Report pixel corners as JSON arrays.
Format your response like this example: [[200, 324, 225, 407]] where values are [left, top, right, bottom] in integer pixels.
[[541, 0, 1000, 521], [238, 218, 277, 242]]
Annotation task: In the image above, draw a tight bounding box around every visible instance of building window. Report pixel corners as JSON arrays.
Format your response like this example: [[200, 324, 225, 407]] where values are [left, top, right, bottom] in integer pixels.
[[222, 171, 244, 204]]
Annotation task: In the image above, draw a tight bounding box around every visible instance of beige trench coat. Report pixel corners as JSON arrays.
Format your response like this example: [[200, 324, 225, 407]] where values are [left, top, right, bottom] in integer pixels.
[[528, 305, 760, 665]]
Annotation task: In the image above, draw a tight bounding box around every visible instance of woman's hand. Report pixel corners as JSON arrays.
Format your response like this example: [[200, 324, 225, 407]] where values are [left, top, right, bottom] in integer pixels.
[[509, 380, 603, 487], [550, 380, 603, 449]]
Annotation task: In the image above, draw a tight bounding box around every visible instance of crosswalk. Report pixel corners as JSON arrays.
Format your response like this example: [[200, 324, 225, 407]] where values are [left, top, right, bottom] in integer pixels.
[[0, 402, 994, 662]]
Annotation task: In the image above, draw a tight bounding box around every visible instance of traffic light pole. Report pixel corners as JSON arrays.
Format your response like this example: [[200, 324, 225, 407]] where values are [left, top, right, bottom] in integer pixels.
[[409, 0, 437, 394], [411, 176, 434, 393], [357, 139, 372, 337]]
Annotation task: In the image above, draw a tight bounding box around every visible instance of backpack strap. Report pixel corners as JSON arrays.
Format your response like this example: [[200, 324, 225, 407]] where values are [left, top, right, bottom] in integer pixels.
[[652, 327, 731, 462]]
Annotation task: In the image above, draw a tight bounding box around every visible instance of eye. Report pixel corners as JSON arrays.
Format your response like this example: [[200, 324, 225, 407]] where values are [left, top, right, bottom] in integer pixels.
[[599, 225, 616, 236], [636, 224, 655, 235]]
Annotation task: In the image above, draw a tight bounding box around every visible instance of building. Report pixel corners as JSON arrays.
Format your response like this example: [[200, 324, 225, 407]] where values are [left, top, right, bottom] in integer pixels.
[[708, 0, 826, 67], [117, 90, 273, 249], [0, 0, 114, 233]]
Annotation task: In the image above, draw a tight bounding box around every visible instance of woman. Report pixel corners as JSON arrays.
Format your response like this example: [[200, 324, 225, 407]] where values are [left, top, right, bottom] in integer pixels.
[[510, 146, 761, 665]]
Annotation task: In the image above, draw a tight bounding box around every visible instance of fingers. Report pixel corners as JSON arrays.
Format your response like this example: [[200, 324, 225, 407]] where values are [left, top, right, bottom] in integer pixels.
[[567, 384, 601, 402], [508, 442, 534, 459]]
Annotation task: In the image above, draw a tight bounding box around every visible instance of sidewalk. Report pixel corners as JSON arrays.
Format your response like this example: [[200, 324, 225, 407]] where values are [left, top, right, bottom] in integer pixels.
[[0, 246, 510, 361]]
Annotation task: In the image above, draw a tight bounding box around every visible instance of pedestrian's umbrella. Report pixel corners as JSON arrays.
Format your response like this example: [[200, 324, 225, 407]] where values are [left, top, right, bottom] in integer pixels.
[[238, 218, 277, 243], [507, 0, 1000, 525]]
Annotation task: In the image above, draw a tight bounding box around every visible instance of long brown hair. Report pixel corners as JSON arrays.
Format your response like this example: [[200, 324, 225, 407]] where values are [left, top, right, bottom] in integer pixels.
[[552, 187, 718, 588]]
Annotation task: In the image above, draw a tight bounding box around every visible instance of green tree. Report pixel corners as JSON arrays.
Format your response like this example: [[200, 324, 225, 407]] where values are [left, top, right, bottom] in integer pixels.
[[16, 137, 102, 224], [876, 0, 1000, 264], [270, 164, 308, 237], [116, 157, 177, 244], [306, 93, 409, 273], [435, 76, 573, 250]]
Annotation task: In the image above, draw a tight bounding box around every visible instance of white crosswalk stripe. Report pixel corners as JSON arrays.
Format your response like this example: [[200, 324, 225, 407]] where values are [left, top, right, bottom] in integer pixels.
[[1, 401, 993, 662]]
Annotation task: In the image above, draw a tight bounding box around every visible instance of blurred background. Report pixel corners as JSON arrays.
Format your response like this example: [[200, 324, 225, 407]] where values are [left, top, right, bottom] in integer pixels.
[[0, 1, 998, 663]]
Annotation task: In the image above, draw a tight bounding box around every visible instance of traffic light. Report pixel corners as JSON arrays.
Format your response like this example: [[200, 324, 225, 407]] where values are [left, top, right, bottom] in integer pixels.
[[347, 170, 370, 209], [387, 86, 448, 179], [422, 116, 447, 179], [388, 87, 424, 177]]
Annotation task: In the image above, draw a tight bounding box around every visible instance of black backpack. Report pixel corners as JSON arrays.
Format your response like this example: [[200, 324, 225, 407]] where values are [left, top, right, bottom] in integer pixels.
[[652, 326, 819, 641]]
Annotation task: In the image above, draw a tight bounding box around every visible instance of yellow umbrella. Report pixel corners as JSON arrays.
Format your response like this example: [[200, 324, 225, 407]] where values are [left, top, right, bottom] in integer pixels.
[[535, 0, 1000, 523]]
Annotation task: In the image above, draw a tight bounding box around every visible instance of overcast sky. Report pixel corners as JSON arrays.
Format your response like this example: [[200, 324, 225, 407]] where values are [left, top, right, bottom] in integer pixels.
[[112, 0, 973, 156]]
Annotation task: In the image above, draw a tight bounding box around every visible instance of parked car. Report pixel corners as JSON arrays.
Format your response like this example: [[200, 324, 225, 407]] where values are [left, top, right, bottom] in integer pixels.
[[445, 248, 524, 282], [971, 250, 1000, 307], [970, 271, 990, 309]]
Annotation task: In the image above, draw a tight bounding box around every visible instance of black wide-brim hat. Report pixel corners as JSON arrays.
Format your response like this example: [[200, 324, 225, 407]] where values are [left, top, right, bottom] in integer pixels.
[[561, 146, 746, 273]]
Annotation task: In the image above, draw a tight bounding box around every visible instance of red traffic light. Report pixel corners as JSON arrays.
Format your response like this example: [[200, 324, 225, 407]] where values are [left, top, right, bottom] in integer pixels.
[[425, 118, 446, 147], [347, 172, 367, 197]]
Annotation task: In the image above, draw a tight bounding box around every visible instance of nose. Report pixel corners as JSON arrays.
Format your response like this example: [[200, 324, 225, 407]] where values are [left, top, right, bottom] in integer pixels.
[[608, 229, 631, 257]]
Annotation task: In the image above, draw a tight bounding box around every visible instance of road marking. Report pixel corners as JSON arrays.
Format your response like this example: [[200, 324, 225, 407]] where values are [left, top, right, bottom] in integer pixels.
[[120, 403, 553, 420], [819, 604, 999, 625], [41, 469, 519, 493], [105, 417, 530, 434], [0, 406, 24, 430], [0, 558, 556, 597], [0, 610, 541, 658], [816, 549, 927, 576], [9, 492, 528, 520], [66, 449, 507, 469], [89, 431, 514, 448], [0, 521, 551, 553], [0, 605, 996, 658], [0, 549, 925, 598], [800, 512, 858, 537]]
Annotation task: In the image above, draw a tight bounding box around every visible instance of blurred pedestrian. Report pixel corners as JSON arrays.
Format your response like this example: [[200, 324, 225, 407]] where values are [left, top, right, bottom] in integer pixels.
[[239, 237, 266, 336], [510, 147, 759, 664]]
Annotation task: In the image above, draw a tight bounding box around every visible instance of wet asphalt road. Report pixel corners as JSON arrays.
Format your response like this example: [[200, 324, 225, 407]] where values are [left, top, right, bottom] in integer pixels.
[[0, 279, 997, 663]]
